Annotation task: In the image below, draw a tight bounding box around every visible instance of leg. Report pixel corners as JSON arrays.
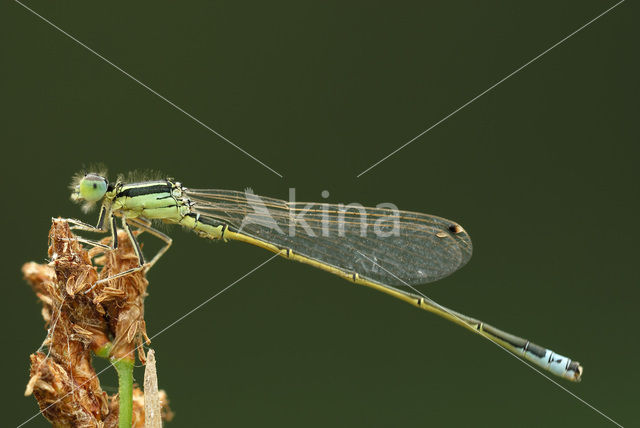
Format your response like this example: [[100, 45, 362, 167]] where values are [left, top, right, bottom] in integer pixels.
[[63, 217, 110, 249], [65, 218, 106, 233], [71, 236, 112, 251], [85, 264, 146, 294], [125, 217, 172, 271], [110, 215, 119, 249], [83, 216, 146, 295], [65, 204, 110, 233], [62, 213, 119, 251], [121, 216, 145, 265], [62, 204, 116, 251], [128, 216, 152, 227], [83, 217, 172, 294]]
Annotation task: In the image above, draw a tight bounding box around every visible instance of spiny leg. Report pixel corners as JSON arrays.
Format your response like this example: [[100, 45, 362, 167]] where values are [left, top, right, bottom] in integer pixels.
[[71, 236, 111, 251], [121, 216, 145, 265], [69, 217, 118, 258], [63, 218, 109, 246], [128, 216, 152, 227], [64, 204, 110, 233], [125, 217, 172, 271], [62, 205, 115, 252], [83, 216, 146, 294], [110, 215, 118, 249], [83, 216, 171, 294], [64, 218, 106, 233]]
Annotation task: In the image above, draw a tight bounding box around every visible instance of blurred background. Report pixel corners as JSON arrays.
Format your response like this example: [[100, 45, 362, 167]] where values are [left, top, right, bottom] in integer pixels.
[[2, 1, 637, 427]]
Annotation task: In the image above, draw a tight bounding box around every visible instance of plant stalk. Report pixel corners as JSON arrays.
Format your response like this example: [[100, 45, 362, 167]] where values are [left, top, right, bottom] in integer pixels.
[[113, 357, 134, 428]]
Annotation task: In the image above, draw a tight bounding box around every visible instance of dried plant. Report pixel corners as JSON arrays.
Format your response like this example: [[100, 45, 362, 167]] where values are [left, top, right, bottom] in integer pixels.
[[23, 219, 173, 427]]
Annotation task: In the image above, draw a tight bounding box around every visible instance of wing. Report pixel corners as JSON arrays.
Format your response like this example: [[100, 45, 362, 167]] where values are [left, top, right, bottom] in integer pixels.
[[185, 189, 472, 286]]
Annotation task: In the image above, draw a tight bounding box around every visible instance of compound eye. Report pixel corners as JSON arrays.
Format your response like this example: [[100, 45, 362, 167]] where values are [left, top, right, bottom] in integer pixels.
[[79, 174, 108, 202]]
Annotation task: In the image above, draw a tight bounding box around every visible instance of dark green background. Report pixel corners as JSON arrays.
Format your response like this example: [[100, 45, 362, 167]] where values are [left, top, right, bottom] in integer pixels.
[[2, 1, 637, 427]]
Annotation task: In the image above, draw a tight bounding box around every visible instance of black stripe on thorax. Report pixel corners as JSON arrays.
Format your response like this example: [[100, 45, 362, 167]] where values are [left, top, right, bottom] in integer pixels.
[[116, 182, 172, 198]]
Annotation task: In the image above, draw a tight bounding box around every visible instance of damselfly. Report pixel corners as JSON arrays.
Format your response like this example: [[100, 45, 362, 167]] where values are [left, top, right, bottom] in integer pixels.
[[67, 171, 582, 382]]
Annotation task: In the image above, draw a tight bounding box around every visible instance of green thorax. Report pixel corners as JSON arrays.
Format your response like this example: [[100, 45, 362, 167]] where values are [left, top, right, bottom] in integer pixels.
[[109, 179, 191, 223]]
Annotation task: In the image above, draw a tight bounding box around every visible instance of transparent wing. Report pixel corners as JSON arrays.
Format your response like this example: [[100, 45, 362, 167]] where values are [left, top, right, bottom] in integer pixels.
[[185, 189, 473, 286]]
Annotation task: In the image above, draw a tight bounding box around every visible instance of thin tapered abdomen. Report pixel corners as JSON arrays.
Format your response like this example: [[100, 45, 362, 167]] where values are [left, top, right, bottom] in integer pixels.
[[222, 224, 583, 382]]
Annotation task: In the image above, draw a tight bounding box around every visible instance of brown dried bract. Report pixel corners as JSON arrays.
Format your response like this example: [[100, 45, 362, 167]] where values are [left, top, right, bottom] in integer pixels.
[[26, 352, 109, 427], [23, 219, 172, 427]]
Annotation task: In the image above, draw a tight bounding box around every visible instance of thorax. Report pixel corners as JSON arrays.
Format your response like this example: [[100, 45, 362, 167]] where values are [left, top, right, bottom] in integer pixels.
[[110, 180, 191, 222]]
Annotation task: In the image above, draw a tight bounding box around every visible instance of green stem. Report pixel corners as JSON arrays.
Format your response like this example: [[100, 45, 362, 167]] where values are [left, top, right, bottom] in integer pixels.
[[112, 357, 134, 428], [94, 342, 112, 359], [93, 343, 134, 426]]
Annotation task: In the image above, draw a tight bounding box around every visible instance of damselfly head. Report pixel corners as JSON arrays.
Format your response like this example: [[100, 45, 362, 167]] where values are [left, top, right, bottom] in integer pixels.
[[70, 172, 109, 212]]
